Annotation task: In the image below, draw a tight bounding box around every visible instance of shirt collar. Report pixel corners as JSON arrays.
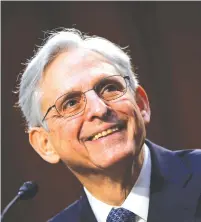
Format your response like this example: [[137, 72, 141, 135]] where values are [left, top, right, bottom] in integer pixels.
[[84, 143, 151, 222]]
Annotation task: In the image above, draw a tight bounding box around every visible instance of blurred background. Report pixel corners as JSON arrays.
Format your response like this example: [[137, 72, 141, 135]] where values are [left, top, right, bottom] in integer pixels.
[[2, 1, 201, 221]]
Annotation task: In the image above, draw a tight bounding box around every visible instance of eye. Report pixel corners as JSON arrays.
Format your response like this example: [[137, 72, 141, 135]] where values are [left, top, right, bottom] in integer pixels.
[[103, 84, 120, 92], [99, 82, 124, 100], [56, 91, 84, 116], [62, 98, 79, 110], [100, 82, 123, 95]]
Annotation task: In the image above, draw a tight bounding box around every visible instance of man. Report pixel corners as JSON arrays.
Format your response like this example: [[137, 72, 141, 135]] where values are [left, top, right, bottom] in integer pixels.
[[17, 28, 201, 222]]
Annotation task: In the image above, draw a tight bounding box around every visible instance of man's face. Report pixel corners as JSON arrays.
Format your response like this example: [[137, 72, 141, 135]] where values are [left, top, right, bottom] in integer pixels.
[[34, 49, 150, 173]]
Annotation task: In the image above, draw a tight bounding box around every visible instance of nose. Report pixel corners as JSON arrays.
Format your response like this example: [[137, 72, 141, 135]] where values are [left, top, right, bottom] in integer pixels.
[[84, 90, 110, 121]]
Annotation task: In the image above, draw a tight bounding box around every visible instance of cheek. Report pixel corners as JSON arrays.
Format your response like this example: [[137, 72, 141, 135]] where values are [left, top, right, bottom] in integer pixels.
[[111, 98, 145, 147], [48, 118, 83, 153], [110, 97, 140, 117], [48, 121, 94, 170]]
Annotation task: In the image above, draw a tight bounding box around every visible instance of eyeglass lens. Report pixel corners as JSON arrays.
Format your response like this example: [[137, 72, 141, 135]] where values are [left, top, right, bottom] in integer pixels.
[[55, 75, 127, 118]]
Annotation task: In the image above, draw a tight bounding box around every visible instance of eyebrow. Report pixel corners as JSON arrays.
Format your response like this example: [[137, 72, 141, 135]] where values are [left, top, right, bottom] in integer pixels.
[[58, 73, 115, 96]]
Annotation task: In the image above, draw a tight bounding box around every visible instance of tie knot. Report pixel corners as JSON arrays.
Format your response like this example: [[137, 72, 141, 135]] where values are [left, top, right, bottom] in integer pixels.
[[106, 207, 136, 222]]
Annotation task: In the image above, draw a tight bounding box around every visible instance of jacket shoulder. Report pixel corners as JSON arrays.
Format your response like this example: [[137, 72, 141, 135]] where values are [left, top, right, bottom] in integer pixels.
[[48, 199, 81, 222], [174, 149, 201, 175], [146, 139, 201, 175]]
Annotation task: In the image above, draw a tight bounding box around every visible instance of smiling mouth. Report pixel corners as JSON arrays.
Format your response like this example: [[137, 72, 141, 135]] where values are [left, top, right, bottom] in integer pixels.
[[86, 123, 125, 141]]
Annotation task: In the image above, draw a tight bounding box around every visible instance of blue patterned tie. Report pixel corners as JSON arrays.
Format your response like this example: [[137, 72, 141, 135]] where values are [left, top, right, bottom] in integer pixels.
[[106, 207, 136, 222]]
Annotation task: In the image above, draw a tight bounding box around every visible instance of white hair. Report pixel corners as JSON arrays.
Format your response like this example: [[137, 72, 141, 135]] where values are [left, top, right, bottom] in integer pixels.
[[17, 28, 139, 130]]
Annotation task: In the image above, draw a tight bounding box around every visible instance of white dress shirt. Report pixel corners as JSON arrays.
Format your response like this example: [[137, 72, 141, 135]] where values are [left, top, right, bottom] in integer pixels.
[[84, 144, 151, 222]]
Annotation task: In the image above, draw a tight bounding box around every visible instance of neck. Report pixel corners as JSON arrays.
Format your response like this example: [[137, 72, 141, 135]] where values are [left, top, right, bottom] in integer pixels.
[[74, 148, 144, 206]]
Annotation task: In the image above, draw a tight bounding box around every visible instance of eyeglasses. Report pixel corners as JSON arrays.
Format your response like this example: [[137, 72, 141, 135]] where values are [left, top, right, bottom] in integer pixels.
[[42, 75, 130, 122]]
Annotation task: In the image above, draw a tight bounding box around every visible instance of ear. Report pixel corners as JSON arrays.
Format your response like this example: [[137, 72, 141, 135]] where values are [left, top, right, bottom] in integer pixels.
[[135, 85, 151, 125], [29, 127, 60, 164]]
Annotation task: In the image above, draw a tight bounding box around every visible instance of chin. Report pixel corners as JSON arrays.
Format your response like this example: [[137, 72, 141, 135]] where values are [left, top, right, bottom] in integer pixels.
[[89, 144, 135, 170]]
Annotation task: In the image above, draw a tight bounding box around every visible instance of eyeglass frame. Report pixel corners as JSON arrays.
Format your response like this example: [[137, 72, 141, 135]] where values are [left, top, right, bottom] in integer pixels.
[[42, 75, 130, 122]]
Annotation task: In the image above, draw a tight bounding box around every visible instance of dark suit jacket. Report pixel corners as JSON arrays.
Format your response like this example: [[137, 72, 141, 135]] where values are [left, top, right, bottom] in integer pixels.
[[48, 140, 201, 222]]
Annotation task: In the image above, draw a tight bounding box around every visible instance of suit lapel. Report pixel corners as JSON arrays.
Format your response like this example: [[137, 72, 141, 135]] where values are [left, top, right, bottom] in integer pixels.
[[79, 191, 97, 222], [146, 140, 199, 222]]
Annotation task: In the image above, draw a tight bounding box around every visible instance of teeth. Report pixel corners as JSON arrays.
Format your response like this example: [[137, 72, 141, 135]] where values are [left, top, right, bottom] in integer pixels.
[[107, 129, 112, 134], [102, 131, 107, 136], [91, 127, 119, 141]]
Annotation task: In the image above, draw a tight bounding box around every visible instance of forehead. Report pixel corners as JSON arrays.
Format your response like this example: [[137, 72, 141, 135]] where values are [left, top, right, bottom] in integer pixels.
[[40, 48, 119, 105]]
